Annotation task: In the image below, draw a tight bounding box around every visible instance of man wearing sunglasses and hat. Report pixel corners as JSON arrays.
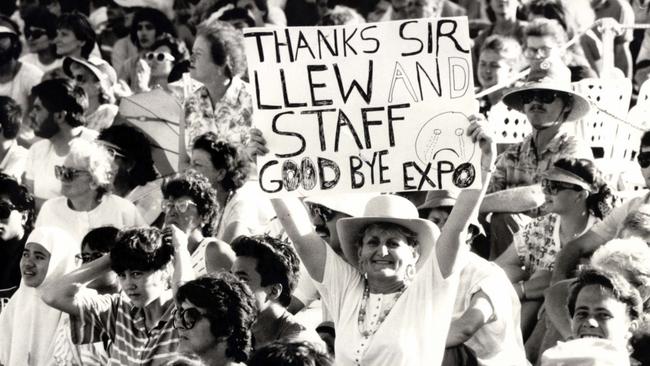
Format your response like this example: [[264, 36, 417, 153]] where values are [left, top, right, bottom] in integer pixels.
[[480, 57, 593, 260], [553, 130, 650, 283]]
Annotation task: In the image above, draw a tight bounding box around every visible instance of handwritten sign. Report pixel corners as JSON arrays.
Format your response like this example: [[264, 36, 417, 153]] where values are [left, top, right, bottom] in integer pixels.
[[244, 17, 479, 195]]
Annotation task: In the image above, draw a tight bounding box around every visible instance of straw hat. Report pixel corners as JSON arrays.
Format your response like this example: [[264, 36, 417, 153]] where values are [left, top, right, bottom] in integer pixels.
[[417, 189, 459, 210], [337, 195, 440, 270], [416, 189, 485, 236], [304, 193, 380, 217], [501, 59, 590, 122]]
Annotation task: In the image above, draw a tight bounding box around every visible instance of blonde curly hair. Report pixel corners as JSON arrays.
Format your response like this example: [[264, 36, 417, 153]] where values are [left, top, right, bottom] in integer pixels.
[[66, 139, 115, 193]]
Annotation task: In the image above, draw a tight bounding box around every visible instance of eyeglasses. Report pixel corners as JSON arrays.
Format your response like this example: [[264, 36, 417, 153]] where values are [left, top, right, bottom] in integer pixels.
[[145, 52, 174, 62], [0, 201, 16, 220], [25, 28, 47, 39], [638, 152, 650, 168], [541, 179, 583, 195], [521, 90, 560, 105], [54, 165, 90, 182], [172, 307, 210, 330], [74, 252, 104, 265], [162, 199, 198, 213], [523, 46, 554, 59], [306, 203, 336, 222]]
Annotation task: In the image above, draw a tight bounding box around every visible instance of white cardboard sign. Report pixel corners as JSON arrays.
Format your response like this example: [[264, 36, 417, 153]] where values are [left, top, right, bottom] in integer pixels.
[[244, 17, 479, 196]]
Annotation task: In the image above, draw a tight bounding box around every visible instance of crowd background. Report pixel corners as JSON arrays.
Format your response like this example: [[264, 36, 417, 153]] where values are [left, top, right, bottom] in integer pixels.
[[1, 0, 650, 365]]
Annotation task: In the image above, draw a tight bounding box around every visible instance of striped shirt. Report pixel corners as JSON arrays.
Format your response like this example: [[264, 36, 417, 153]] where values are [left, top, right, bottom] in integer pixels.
[[70, 291, 179, 366]]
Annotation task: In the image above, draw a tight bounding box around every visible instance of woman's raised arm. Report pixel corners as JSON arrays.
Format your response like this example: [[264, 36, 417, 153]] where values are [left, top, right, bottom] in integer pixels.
[[436, 117, 494, 278]]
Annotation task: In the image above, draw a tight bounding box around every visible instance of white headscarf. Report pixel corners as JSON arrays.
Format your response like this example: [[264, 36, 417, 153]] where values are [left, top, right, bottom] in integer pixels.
[[0, 227, 78, 366]]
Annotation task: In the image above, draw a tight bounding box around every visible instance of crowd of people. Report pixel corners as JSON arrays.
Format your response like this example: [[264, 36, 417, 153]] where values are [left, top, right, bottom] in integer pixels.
[[1, 0, 650, 365]]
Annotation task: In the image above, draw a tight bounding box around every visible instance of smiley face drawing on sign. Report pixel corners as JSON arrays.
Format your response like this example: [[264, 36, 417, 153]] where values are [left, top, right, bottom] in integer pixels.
[[415, 111, 477, 188]]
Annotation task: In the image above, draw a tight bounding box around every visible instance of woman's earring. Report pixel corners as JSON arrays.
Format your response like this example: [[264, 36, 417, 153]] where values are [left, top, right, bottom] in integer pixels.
[[405, 264, 416, 281]]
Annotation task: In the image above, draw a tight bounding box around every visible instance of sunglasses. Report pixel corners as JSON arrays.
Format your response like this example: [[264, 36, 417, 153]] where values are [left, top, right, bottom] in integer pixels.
[[74, 252, 104, 265], [25, 28, 47, 39], [172, 307, 211, 330], [54, 165, 90, 182], [638, 152, 650, 168], [521, 90, 560, 105], [306, 203, 336, 222], [523, 46, 553, 59], [145, 52, 174, 62], [541, 179, 583, 196], [162, 199, 198, 213], [0, 201, 16, 220]]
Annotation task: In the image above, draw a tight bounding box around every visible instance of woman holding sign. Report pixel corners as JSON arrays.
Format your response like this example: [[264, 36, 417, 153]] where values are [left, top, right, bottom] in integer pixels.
[[263, 119, 494, 366]]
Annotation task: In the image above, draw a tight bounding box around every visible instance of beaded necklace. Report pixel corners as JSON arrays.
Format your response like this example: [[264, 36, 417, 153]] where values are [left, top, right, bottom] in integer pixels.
[[357, 279, 407, 338]]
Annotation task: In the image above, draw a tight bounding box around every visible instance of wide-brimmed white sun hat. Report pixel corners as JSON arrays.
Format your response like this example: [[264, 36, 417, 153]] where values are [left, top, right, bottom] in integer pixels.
[[501, 59, 590, 122], [337, 194, 440, 270]]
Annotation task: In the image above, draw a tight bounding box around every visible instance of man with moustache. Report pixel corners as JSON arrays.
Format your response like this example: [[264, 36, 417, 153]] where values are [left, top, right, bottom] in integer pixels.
[[23, 78, 97, 210], [480, 58, 593, 260]]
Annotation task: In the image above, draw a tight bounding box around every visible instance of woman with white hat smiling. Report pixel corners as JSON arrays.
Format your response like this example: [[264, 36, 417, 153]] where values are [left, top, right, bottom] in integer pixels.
[[270, 120, 495, 365]]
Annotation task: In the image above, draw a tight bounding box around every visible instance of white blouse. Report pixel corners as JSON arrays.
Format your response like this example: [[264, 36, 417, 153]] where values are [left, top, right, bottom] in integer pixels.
[[313, 244, 458, 366]]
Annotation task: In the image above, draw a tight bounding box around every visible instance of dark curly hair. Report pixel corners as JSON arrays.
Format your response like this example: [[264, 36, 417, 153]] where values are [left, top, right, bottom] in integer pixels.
[[192, 132, 251, 192], [162, 170, 219, 236], [552, 158, 615, 219], [196, 20, 247, 80], [98, 125, 158, 188], [31, 78, 87, 128], [130, 8, 177, 50], [82, 226, 119, 253], [110, 227, 174, 273], [0, 96, 21, 139], [248, 340, 333, 366], [231, 234, 300, 307], [568, 266, 643, 322], [176, 272, 257, 363], [0, 173, 35, 236], [57, 12, 96, 59]]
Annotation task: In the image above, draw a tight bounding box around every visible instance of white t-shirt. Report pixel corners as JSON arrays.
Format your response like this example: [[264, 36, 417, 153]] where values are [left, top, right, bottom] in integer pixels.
[[0, 142, 27, 181], [453, 251, 529, 366], [314, 244, 457, 366], [24, 139, 65, 201], [35, 194, 146, 249], [0, 62, 43, 111], [18, 54, 62, 74]]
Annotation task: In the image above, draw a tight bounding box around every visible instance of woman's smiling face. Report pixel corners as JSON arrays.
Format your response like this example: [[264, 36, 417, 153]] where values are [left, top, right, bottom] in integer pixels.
[[20, 242, 51, 287], [357, 224, 419, 284]]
